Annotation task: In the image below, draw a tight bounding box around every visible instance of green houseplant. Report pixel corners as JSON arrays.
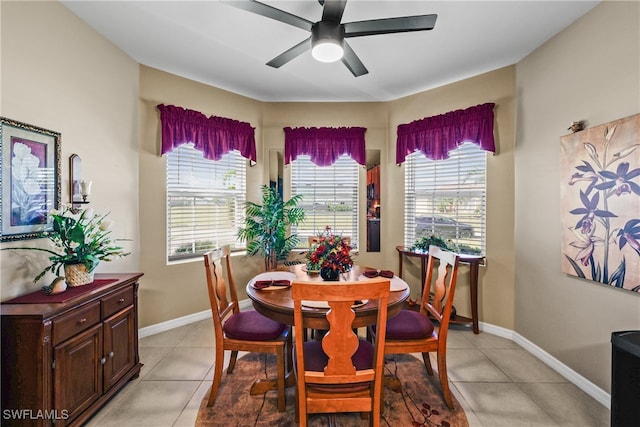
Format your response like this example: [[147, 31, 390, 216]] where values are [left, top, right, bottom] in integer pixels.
[[410, 234, 482, 255], [238, 185, 306, 271], [2, 205, 130, 286]]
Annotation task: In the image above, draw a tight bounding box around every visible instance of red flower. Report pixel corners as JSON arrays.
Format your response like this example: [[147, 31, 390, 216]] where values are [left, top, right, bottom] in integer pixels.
[[305, 226, 354, 272]]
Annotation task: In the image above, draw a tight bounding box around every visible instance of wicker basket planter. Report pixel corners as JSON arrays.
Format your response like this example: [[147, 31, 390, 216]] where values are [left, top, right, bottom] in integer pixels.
[[64, 264, 95, 287]]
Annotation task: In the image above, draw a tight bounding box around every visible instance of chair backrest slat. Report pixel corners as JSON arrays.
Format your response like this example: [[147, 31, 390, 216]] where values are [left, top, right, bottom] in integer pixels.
[[203, 246, 238, 332], [292, 279, 390, 385], [421, 245, 460, 332]]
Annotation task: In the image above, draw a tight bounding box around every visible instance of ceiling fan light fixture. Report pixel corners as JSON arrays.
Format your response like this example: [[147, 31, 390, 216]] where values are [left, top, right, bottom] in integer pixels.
[[311, 21, 344, 63], [312, 40, 343, 63]]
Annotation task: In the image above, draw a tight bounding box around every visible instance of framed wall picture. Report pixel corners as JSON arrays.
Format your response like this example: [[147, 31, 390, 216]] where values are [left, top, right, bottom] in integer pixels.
[[560, 113, 640, 293], [0, 117, 61, 242]]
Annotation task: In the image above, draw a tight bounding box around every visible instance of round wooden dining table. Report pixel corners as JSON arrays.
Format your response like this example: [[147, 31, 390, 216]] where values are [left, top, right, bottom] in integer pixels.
[[246, 264, 411, 330], [245, 264, 411, 398]]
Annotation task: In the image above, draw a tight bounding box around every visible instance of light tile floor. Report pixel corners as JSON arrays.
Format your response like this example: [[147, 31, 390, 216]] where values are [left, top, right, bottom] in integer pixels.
[[85, 319, 609, 427]]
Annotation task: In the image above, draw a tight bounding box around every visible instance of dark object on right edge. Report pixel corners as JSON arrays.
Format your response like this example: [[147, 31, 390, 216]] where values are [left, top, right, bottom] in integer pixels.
[[611, 330, 640, 427]]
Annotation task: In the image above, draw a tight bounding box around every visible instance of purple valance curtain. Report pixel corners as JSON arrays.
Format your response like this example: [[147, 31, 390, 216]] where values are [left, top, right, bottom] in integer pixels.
[[396, 103, 496, 164], [157, 104, 256, 162], [284, 126, 366, 166]]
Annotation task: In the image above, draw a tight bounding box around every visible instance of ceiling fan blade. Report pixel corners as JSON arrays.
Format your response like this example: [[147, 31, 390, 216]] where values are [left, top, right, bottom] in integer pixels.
[[322, 0, 347, 23], [344, 14, 437, 37], [266, 37, 312, 68], [221, 0, 313, 32], [341, 40, 368, 77]]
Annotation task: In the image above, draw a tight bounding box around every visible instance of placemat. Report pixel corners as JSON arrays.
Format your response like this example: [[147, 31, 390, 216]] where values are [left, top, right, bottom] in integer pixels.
[[3, 279, 118, 304], [253, 280, 291, 290]]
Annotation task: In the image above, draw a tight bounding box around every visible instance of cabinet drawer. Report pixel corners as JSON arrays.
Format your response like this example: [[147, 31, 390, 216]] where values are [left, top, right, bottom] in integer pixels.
[[53, 301, 101, 345], [102, 286, 134, 318]]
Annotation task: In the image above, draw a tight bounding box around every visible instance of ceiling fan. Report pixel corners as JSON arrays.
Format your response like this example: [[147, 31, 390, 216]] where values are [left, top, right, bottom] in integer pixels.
[[222, 0, 437, 77]]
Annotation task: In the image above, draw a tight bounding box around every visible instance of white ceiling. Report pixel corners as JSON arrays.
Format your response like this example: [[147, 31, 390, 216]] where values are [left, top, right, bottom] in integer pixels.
[[61, 0, 600, 102]]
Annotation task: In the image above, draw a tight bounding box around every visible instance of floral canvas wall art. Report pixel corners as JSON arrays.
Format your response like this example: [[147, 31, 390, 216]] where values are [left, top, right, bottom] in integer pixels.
[[10, 138, 49, 226], [1, 117, 61, 241], [560, 113, 640, 293]]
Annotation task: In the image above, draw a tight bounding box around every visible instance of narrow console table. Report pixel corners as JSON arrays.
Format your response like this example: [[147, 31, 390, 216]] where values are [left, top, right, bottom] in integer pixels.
[[1, 273, 143, 426], [396, 246, 483, 334]]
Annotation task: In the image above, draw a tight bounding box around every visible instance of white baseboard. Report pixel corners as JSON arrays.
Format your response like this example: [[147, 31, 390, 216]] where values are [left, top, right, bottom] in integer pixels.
[[137, 306, 610, 409], [138, 299, 252, 339], [138, 309, 211, 338], [479, 321, 611, 409]]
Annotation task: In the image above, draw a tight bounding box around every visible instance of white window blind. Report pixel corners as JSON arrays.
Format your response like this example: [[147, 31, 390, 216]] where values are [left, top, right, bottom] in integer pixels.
[[404, 142, 486, 255], [166, 143, 246, 261], [290, 155, 359, 248]]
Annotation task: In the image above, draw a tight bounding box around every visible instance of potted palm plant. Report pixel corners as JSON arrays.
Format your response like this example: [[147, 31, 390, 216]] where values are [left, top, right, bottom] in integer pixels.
[[238, 185, 305, 271]]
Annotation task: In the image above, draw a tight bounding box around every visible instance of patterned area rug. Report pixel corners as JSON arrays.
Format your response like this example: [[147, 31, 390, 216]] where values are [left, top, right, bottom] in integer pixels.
[[195, 353, 468, 427]]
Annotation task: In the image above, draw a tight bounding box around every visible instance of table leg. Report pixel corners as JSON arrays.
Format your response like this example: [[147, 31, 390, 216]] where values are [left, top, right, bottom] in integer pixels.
[[384, 375, 402, 393], [250, 370, 296, 395], [469, 260, 480, 334]]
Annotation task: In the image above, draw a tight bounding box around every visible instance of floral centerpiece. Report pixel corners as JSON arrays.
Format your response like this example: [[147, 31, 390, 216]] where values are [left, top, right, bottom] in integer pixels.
[[3, 205, 130, 286], [306, 226, 353, 281]]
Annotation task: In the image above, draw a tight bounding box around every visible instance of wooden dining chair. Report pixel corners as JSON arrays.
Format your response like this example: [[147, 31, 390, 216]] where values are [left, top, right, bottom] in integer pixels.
[[368, 245, 460, 408], [292, 278, 391, 427], [203, 246, 291, 411]]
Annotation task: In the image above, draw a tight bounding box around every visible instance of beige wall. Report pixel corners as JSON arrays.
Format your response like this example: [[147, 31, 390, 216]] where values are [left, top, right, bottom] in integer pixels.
[[137, 65, 515, 328], [390, 66, 517, 327], [262, 102, 391, 270], [515, 1, 640, 392], [1, 1, 140, 299], [138, 66, 265, 326], [3, 0, 638, 397]]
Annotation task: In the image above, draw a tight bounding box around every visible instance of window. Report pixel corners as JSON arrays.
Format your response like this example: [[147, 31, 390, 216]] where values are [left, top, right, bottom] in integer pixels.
[[290, 155, 359, 247], [404, 142, 486, 255], [166, 143, 246, 261]]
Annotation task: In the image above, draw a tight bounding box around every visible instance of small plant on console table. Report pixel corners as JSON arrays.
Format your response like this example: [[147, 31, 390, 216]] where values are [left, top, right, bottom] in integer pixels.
[[2, 205, 130, 287], [411, 234, 482, 255]]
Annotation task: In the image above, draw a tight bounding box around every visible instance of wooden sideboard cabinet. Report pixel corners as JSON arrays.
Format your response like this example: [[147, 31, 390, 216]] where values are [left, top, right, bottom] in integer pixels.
[[1, 273, 144, 426]]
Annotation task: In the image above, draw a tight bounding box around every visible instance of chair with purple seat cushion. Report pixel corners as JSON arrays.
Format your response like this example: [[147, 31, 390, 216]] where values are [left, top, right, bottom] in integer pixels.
[[292, 278, 391, 427], [203, 247, 291, 411], [368, 245, 460, 409]]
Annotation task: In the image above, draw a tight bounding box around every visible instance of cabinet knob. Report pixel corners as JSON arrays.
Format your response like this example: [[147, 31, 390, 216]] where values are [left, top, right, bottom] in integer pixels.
[[78, 318, 87, 324], [118, 298, 125, 303], [109, 351, 114, 358], [101, 357, 106, 365]]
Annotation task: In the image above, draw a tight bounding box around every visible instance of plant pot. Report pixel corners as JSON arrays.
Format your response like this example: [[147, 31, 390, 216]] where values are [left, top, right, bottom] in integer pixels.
[[64, 264, 95, 287], [320, 268, 340, 281]]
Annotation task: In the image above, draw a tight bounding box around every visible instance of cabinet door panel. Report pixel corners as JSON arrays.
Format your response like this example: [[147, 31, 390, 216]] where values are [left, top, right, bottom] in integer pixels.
[[53, 324, 103, 425], [103, 305, 135, 391]]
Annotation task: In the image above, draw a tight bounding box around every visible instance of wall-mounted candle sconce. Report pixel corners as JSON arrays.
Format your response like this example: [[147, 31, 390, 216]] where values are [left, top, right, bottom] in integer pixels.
[[80, 180, 92, 202], [69, 154, 91, 212]]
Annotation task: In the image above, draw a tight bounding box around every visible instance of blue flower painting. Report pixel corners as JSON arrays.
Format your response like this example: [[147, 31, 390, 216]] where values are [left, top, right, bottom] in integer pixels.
[[561, 114, 640, 293]]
